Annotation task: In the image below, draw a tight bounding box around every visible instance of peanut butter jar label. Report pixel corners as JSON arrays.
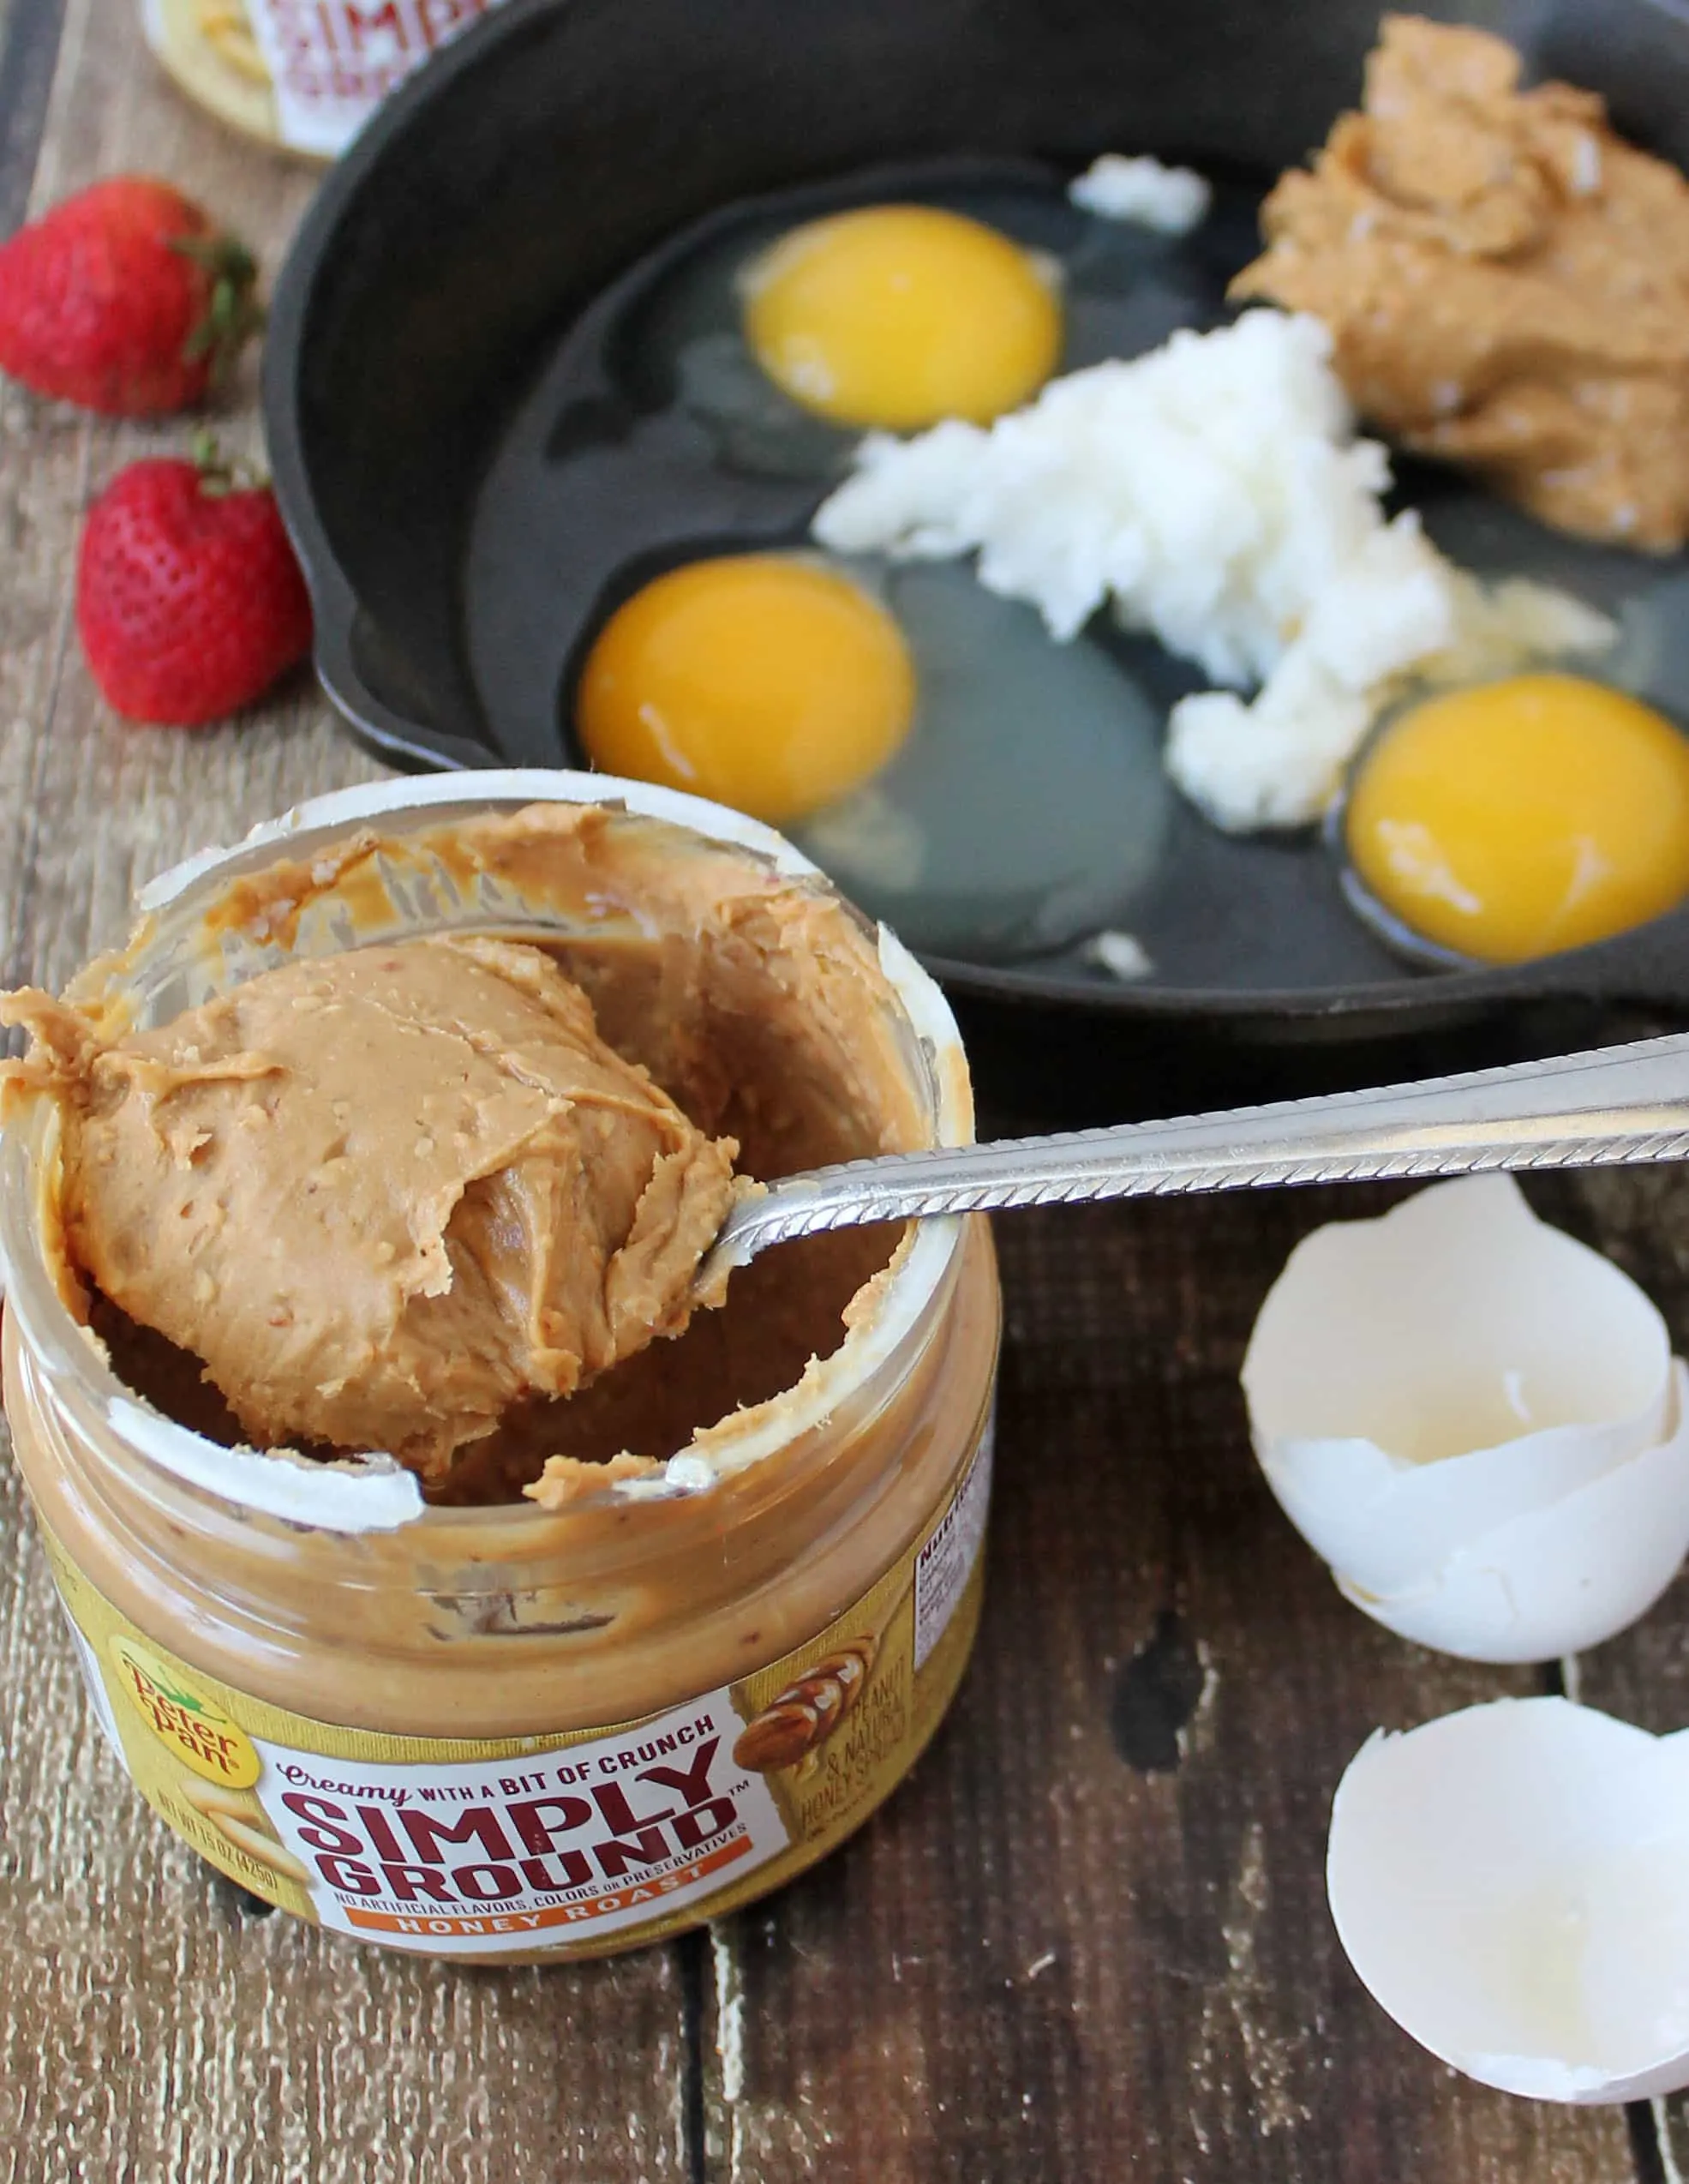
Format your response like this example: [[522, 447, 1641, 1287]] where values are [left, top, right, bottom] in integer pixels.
[[141, 0, 513, 157], [38, 1414, 992, 1959]]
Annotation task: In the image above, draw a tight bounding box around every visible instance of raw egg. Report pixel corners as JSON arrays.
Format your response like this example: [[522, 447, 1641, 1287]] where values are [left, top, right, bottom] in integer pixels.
[[741, 205, 1062, 431], [575, 555, 915, 825], [794, 562, 1171, 960], [1345, 674, 1689, 963]]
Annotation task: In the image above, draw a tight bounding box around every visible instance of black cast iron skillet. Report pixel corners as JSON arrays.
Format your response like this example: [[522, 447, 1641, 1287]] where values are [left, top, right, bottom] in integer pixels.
[[262, 0, 1689, 1119]]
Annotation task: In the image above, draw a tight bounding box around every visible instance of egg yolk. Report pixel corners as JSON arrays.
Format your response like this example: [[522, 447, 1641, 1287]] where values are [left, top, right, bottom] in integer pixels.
[[1345, 674, 1689, 963], [576, 556, 915, 825], [742, 204, 1062, 431]]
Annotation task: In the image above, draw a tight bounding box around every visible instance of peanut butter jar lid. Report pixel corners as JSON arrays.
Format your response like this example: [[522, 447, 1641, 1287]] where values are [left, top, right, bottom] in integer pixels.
[[3, 770, 974, 1537]]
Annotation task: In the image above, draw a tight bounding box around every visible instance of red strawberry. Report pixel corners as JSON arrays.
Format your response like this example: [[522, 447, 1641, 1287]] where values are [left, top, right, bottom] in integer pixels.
[[0, 177, 261, 414], [76, 444, 313, 726]]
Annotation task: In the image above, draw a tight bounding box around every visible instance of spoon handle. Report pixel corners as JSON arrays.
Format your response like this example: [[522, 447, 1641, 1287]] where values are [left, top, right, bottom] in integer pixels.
[[706, 1029, 1689, 1272]]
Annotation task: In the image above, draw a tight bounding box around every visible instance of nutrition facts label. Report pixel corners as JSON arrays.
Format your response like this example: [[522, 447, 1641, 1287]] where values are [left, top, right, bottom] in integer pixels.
[[913, 1411, 994, 1671]]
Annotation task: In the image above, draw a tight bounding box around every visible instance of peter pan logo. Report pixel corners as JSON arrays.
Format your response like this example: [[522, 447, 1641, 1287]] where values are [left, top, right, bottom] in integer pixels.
[[108, 1637, 261, 1788]]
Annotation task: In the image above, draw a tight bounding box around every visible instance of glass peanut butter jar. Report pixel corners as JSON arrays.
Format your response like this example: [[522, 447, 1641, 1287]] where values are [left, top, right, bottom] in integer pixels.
[[0, 773, 999, 1962]]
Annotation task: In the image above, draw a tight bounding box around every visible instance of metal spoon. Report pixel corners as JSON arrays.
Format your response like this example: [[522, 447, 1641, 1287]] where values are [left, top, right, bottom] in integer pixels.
[[699, 1028, 1689, 1285]]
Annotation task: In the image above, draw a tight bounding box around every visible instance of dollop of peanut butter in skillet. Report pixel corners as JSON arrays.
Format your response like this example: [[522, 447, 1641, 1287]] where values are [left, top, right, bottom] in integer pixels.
[[1234, 15, 1689, 549]]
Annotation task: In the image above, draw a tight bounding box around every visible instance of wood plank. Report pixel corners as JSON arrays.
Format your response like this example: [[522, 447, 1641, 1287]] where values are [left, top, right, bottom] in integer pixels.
[[0, 4, 695, 2178], [0, 2, 1668, 2177], [699, 1185, 1636, 2182], [0, 0, 66, 235], [1544, 1165, 1689, 2184], [0, 0, 385, 1003]]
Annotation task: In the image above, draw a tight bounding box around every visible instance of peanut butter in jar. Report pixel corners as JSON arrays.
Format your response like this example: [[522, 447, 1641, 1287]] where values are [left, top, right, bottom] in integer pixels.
[[0, 774, 1000, 1961], [140, 0, 512, 158]]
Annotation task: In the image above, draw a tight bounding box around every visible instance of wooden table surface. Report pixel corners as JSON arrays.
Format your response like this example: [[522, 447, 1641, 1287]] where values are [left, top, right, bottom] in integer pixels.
[[5, 8, 1689, 2182]]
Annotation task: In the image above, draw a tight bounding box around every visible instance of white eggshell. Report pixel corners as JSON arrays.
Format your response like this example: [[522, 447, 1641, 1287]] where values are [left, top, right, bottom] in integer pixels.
[[1339, 1363, 1689, 1661], [1244, 1175, 1674, 1599], [1261, 1406, 1671, 1602], [1327, 1696, 1689, 2101]]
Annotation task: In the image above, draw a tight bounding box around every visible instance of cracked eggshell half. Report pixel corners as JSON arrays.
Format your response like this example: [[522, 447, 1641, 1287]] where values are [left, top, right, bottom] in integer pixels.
[[1339, 1361, 1689, 1661], [1243, 1176, 1679, 1616], [1327, 1696, 1689, 2102]]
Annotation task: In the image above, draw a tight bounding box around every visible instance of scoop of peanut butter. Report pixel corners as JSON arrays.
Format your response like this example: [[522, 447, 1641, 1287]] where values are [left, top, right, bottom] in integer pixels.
[[1, 937, 740, 1482], [1233, 15, 1689, 549]]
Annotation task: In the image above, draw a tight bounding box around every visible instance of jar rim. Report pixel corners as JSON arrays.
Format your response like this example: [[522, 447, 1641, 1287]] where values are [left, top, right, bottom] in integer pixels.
[[1, 771, 974, 1536]]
